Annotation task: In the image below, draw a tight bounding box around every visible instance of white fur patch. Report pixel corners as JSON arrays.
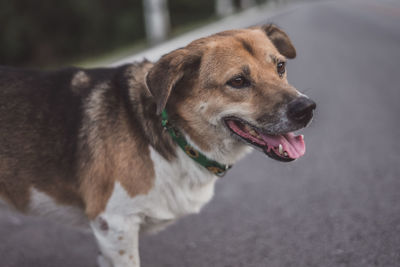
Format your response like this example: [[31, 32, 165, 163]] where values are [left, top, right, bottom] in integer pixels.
[[102, 146, 219, 222], [28, 188, 88, 228], [91, 145, 221, 266], [91, 212, 140, 267]]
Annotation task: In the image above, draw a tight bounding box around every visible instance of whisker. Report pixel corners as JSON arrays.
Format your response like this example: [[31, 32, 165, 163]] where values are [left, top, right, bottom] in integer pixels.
[[299, 88, 312, 94]]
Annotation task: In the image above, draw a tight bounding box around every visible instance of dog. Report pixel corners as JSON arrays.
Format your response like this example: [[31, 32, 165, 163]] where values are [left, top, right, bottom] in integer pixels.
[[0, 24, 316, 267]]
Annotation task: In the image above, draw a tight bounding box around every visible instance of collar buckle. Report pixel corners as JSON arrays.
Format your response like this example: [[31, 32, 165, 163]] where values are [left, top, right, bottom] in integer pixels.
[[209, 165, 232, 177]]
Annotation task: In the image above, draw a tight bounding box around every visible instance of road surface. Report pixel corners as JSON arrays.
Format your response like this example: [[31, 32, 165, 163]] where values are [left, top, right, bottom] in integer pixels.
[[1, 0, 400, 266]]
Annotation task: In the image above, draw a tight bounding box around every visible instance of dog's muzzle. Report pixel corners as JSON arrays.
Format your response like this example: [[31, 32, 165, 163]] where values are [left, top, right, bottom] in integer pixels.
[[287, 97, 316, 126]]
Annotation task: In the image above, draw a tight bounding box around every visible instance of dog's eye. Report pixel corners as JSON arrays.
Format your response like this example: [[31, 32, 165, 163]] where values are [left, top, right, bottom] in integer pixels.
[[277, 61, 286, 77], [227, 76, 250, 89]]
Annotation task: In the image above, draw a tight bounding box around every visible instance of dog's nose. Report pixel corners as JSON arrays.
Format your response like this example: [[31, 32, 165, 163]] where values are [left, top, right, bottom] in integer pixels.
[[287, 97, 316, 125]]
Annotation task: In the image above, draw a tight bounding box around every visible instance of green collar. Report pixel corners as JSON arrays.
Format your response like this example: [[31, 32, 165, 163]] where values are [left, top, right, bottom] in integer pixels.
[[161, 109, 231, 177]]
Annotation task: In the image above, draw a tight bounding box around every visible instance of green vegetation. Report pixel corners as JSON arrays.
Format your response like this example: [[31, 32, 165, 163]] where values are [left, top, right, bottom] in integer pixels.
[[0, 0, 215, 68]]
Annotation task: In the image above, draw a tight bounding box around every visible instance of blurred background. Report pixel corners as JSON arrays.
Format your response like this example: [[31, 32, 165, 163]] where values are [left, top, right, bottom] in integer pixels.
[[0, 0, 268, 68], [1, 0, 400, 267]]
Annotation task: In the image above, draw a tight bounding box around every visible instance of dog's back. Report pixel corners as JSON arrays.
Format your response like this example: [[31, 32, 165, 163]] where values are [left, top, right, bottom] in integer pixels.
[[0, 63, 158, 227], [0, 67, 87, 211]]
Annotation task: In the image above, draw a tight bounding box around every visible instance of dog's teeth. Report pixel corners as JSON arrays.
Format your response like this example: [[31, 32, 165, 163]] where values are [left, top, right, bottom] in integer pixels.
[[249, 129, 257, 136], [278, 144, 283, 155], [300, 134, 304, 139], [283, 151, 288, 157]]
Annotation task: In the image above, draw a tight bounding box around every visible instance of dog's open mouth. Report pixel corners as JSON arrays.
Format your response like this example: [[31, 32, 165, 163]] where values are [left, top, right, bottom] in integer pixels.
[[224, 117, 306, 162]]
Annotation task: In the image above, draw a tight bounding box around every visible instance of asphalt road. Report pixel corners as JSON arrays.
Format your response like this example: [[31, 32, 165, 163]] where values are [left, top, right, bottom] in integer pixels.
[[1, 0, 400, 266]]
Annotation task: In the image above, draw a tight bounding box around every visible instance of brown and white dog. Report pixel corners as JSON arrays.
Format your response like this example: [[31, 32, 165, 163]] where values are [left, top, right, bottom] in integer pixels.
[[0, 24, 315, 267]]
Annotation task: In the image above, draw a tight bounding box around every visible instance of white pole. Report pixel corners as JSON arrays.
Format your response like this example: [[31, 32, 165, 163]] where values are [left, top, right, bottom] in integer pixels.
[[143, 0, 171, 46], [215, 0, 235, 17]]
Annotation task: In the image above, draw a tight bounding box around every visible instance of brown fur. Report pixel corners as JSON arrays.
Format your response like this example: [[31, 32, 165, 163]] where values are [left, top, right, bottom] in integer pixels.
[[0, 24, 315, 267], [147, 26, 298, 154], [0, 62, 170, 219], [0, 24, 299, 221], [78, 63, 170, 219]]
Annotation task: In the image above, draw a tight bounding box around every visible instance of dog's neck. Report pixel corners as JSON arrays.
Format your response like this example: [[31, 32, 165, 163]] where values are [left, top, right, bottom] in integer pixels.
[[125, 62, 251, 170], [160, 109, 232, 176], [184, 131, 253, 166]]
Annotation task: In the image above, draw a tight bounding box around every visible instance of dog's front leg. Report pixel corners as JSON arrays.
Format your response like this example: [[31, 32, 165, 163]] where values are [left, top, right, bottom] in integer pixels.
[[91, 214, 141, 267]]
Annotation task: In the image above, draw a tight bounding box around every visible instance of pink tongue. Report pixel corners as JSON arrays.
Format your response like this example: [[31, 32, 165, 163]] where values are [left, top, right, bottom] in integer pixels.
[[260, 132, 306, 159]]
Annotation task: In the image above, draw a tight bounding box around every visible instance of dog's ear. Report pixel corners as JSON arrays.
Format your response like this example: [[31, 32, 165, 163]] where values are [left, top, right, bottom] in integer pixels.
[[261, 24, 296, 59], [146, 49, 201, 115]]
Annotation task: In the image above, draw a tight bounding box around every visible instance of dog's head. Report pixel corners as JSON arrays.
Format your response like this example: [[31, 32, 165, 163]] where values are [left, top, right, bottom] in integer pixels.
[[146, 24, 316, 164]]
